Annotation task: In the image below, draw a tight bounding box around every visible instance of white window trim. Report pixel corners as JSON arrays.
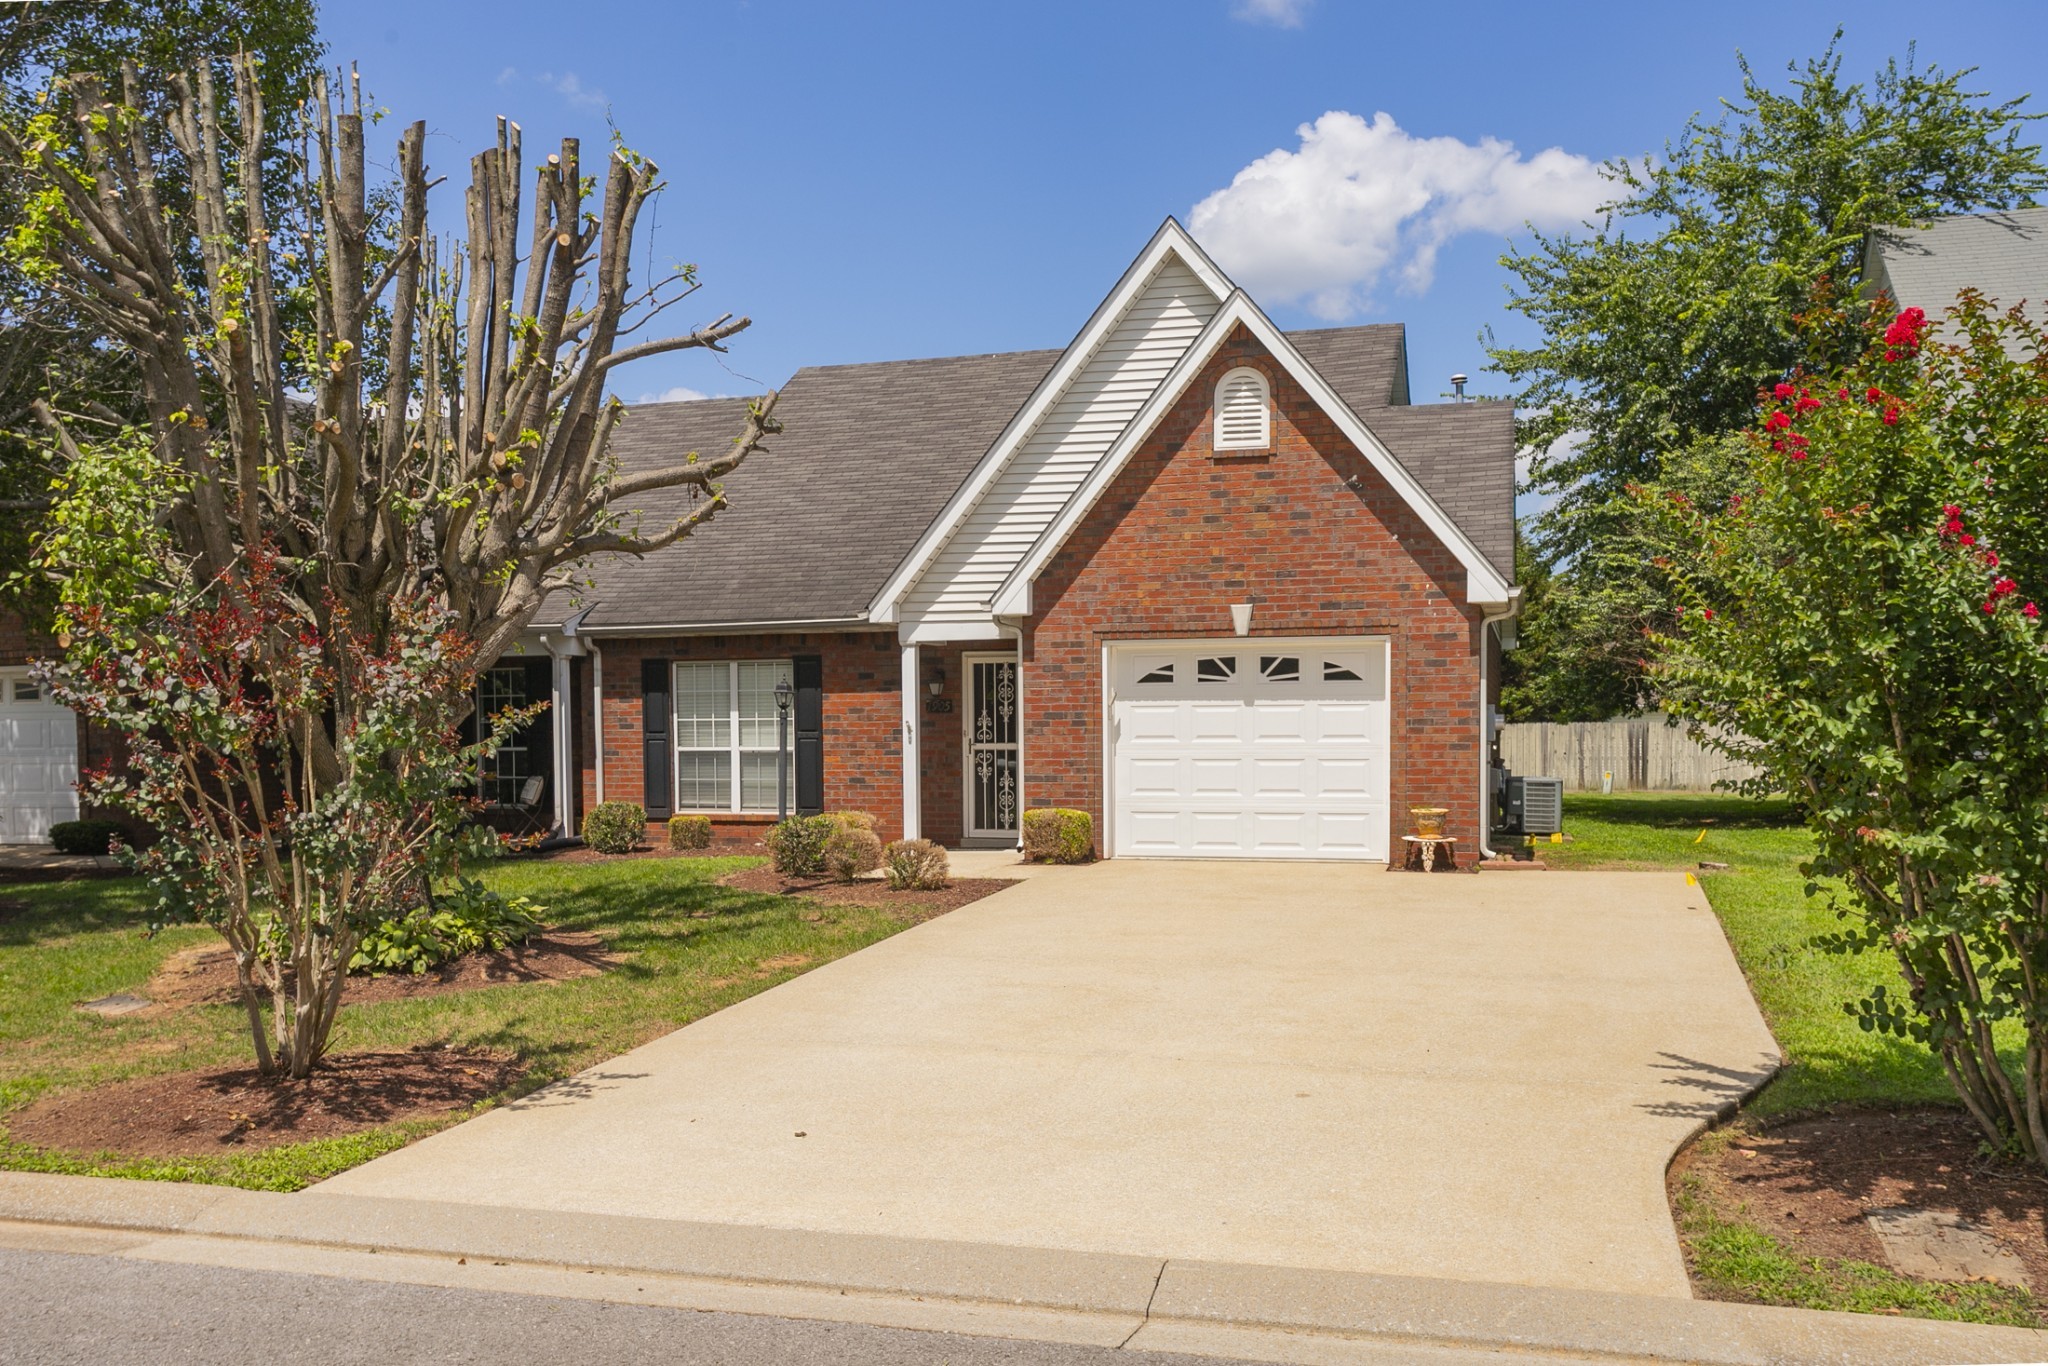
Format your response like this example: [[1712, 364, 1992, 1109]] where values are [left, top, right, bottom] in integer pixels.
[[1213, 365, 1271, 451], [673, 659, 793, 813]]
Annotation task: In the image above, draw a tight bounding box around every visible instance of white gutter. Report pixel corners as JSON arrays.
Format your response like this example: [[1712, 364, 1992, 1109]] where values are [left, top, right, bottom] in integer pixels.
[[574, 615, 872, 638]]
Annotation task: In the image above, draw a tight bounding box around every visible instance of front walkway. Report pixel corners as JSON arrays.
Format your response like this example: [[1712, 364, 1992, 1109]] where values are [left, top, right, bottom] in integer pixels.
[[316, 861, 1780, 1297]]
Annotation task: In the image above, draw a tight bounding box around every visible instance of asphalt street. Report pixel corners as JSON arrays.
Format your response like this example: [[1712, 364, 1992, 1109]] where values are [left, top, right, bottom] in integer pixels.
[[0, 1247, 1243, 1366]]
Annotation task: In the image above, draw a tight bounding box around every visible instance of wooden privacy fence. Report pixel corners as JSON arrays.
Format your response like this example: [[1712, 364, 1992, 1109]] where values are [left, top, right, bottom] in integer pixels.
[[1497, 715, 1762, 792]]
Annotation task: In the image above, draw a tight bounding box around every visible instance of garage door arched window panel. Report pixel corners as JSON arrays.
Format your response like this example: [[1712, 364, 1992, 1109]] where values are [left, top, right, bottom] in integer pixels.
[[1259, 655, 1300, 683], [1213, 367, 1271, 451], [674, 659, 793, 812], [1196, 655, 1236, 683], [1136, 662, 1177, 685]]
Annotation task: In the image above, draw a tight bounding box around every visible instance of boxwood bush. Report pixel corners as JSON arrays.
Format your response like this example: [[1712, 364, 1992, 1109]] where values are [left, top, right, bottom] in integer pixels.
[[766, 813, 835, 876], [49, 818, 124, 856], [581, 801, 645, 854], [883, 838, 950, 890], [668, 814, 713, 850], [1022, 807, 1092, 863]]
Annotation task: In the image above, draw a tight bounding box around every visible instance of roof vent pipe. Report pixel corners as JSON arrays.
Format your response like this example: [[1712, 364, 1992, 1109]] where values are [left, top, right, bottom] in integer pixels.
[[1450, 373, 1469, 402]]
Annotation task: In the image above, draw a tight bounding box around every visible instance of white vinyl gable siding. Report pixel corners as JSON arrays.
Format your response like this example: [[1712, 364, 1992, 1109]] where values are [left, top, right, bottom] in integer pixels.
[[899, 255, 1221, 633]]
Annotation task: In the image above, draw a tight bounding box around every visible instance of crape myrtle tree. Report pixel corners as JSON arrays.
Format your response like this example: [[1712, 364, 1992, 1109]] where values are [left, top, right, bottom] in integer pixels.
[[1651, 297, 2048, 1162], [1492, 36, 2046, 719], [0, 2, 323, 606], [2, 56, 779, 1078]]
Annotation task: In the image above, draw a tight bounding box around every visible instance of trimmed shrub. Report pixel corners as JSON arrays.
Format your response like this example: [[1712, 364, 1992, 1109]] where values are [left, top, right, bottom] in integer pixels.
[[823, 823, 884, 881], [767, 813, 835, 876], [49, 818, 124, 856], [581, 801, 645, 854], [834, 810, 877, 833], [1021, 807, 1092, 863], [351, 878, 546, 976], [883, 839, 950, 891], [668, 814, 713, 850]]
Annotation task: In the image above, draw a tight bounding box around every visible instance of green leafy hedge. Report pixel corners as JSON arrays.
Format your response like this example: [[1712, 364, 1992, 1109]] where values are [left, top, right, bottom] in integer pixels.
[[49, 818, 123, 856], [668, 814, 713, 849], [581, 801, 645, 854], [1022, 808, 1091, 863]]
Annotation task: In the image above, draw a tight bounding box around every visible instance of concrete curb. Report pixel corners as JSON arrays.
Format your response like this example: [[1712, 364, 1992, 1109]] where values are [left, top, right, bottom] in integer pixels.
[[5, 1171, 2047, 1364]]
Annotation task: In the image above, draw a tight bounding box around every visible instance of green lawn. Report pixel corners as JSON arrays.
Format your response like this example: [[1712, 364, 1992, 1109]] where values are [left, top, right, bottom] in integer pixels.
[[1553, 793, 2041, 1325], [1552, 792, 1956, 1117], [0, 855, 915, 1190]]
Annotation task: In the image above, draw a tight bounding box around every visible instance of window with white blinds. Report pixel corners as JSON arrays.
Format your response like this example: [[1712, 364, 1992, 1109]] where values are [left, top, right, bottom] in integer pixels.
[[1213, 366, 1271, 451], [673, 660, 793, 811]]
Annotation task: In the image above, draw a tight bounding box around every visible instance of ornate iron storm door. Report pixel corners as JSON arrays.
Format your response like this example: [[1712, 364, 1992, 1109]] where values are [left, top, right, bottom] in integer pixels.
[[964, 654, 1019, 838]]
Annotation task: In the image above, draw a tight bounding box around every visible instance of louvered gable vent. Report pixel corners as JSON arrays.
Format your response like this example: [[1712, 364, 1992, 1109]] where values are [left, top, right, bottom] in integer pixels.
[[1214, 367, 1270, 450]]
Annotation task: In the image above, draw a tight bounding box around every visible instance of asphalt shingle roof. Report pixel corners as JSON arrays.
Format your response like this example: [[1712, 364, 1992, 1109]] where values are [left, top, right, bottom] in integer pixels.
[[548, 322, 1512, 630], [1868, 208, 2048, 334]]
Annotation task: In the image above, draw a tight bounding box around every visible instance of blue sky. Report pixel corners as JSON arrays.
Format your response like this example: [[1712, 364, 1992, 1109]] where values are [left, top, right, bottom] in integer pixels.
[[322, 0, 2047, 487]]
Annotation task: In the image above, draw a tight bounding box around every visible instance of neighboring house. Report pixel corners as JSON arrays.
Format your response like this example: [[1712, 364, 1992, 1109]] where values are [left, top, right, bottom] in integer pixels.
[[0, 609, 108, 843], [1865, 206, 2048, 340], [503, 220, 1520, 861]]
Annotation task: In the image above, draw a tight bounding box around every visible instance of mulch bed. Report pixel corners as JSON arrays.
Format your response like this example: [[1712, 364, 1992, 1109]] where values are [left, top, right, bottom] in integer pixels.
[[717, 863, 1015, 920], [542, 842, 765, 864], [145, 931, 615, 1011], [6, 1045, 521, 1158], [1673, 1108, 2048, 1297]]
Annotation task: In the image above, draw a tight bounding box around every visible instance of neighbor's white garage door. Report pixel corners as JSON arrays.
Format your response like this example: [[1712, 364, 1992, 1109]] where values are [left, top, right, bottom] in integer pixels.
[[1109, 638, 1390, 860], [0, 670, 79, 844]]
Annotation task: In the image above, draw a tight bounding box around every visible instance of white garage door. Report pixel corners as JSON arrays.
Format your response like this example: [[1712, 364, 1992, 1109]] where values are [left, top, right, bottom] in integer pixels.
[[1109, 638, 1390, 860], [0, 671, 79, 844]]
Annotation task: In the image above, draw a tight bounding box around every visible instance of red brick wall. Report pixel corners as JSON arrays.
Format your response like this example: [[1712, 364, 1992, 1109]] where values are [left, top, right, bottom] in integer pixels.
[[1023, 324, 1491, 856], [583, 630, 905, 846]]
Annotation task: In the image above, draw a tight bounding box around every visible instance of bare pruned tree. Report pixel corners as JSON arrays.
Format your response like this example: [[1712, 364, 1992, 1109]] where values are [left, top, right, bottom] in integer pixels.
[[1, 54, 778, 1076]]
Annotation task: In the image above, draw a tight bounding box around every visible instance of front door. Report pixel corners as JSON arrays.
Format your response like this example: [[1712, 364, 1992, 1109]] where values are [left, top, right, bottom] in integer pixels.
[[963, 653, 1019, 840]]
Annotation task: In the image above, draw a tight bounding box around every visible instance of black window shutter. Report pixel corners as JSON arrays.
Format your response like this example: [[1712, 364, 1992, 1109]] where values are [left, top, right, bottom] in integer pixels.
[[641, 657, 672, 819], [793, 655, 824, 815]]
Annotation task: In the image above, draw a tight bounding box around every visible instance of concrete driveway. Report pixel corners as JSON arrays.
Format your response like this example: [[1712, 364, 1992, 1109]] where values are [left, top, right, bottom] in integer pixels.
[[317, 861, 1780, 1298]]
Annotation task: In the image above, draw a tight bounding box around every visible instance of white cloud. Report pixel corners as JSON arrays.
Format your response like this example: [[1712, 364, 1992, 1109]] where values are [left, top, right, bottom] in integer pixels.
[[1190, 110, 1608, 320], [538, 70, 608, 111], [495, 66, 518, 87], [636, 386, 720, 405], [1231, 0, 1310, 26]]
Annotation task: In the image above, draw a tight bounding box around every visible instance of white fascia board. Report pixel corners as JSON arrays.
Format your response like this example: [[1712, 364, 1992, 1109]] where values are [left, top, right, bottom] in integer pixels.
[[865, 218, 1235, 622], [992, 292, 1515, 615], [898, 617, 1006, 645]]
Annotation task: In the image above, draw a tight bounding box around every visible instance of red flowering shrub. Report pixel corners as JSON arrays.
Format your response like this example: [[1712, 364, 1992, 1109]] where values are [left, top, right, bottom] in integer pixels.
[[1650, 295, 2048, 1165], [38, 549, 529, 1079]]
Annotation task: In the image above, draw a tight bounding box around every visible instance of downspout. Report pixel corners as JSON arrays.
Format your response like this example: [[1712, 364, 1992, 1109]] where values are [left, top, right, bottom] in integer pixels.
[[590, 639, 606, 808], [1477, 590, 1522, 861]]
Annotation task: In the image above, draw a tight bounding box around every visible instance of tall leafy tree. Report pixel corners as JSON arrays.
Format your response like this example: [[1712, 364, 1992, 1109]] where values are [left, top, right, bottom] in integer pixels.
[[0, 1, 322, 610], [1491, 36, 2046, 719]]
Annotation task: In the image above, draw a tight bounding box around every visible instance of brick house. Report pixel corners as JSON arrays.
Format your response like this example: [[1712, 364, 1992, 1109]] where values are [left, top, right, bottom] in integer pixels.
[[485, 221, 1520, 863]]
